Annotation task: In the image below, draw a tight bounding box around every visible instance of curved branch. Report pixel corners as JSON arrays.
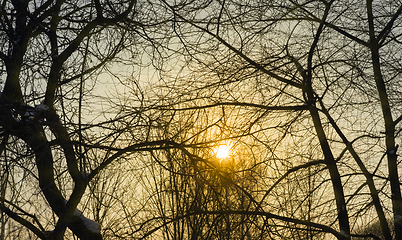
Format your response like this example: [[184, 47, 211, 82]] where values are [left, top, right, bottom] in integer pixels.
[[161, 0, 303, 89], [0, 201, 45, 239], [160, 102, 308, 111], [258, 160, 326, 208], [0, 196, 45, 232]]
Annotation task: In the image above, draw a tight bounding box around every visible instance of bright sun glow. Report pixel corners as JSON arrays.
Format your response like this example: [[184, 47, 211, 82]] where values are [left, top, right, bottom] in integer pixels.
[[215, 145, 230, 159]]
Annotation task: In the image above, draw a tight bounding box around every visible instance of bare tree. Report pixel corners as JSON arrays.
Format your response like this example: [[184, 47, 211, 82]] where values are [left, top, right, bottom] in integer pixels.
[[0, 0, 178, 239], [133, 0, 402, 239], [3, 0, 402, 239]]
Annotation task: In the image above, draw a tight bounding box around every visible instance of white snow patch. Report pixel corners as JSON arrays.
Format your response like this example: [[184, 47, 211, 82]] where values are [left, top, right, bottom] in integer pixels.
[[339, 230, 349, 238], [22, 101, 48, 122], [72, 207, 101, 234], [64, 200, 100, 234], [35, 102, 49, 112], [395, 214, 402, 223], [43, 230, 54, 238], [81, 172, 91, 178], [24, 109, 35, 121], [80, 215, 101, 234], [73, 208, 82, 217]]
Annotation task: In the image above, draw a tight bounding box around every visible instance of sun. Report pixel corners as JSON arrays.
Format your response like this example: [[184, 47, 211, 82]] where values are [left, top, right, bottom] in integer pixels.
[[215, 145, 230, 159]]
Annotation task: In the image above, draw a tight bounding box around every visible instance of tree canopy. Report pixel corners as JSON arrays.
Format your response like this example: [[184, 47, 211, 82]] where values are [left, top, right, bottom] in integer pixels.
[[1, 0, 402, 240]]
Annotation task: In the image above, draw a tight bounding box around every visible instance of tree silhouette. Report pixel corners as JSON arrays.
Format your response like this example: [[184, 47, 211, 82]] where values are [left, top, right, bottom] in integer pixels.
[[0, 0, 176, 239], [139, 0, 402, 239], [2, 0, 402, 240]]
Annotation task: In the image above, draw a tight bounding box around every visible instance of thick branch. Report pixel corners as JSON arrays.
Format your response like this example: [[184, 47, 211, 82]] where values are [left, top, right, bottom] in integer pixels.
[[0, 201, 45, 239]]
